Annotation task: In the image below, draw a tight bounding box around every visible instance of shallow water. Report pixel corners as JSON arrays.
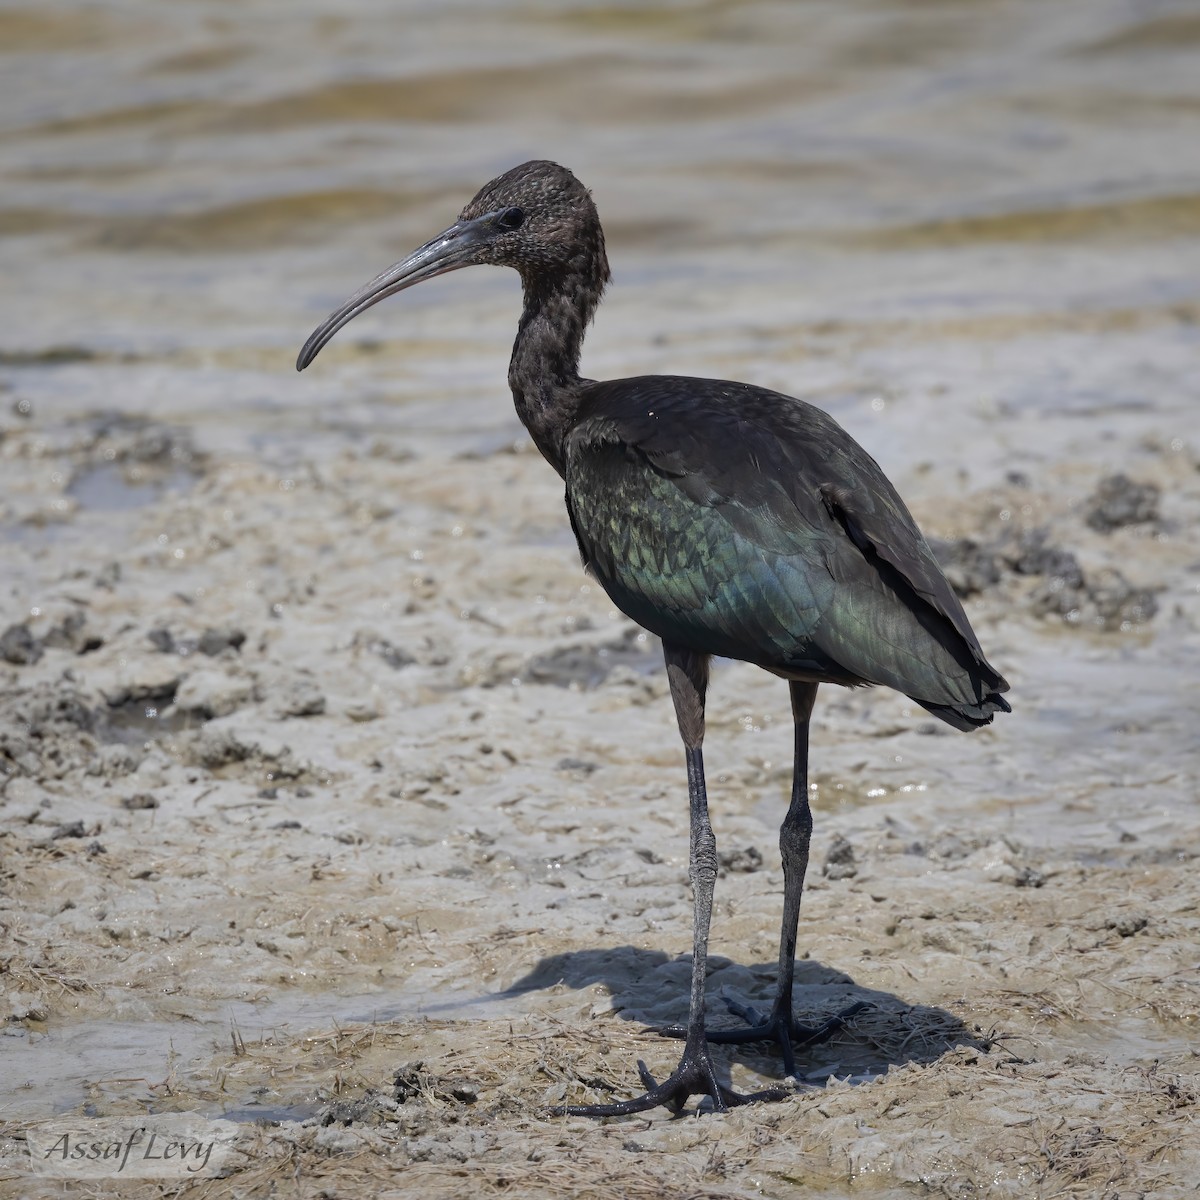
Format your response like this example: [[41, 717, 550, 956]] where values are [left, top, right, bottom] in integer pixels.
[[2, 983, 552, 1120]]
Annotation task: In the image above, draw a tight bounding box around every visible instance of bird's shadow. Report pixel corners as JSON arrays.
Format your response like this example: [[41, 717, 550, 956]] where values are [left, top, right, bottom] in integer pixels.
[[495, 945, 992, 1087]]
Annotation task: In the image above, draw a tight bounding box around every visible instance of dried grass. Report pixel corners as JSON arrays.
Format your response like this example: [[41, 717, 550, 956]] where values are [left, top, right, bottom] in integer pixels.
[[6, 1013, 1197, 1200]]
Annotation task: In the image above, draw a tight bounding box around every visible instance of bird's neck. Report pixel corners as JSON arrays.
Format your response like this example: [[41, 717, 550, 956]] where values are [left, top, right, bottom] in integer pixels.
[[508, 263, 605, 478]]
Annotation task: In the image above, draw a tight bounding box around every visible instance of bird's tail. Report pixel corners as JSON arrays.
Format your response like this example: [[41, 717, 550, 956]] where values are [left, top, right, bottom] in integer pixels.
[[914, 691, 1011, 732]]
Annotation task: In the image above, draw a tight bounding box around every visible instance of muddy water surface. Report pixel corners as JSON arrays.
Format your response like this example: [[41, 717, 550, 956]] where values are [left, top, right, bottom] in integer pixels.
[[3, 2, 1200, 1196]]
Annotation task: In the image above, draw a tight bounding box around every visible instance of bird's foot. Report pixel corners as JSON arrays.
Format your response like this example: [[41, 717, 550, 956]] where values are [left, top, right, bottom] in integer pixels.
[[556, 1042, 794, 1118], [662, 998, 869, 1078]]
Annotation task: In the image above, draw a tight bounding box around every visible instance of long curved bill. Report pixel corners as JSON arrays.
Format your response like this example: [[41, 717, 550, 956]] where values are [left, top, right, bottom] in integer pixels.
[[296, 213, 495, 371]]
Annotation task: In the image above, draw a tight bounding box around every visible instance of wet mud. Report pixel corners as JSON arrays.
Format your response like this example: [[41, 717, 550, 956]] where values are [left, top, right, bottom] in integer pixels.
[[3, 390, 1198, 1197]]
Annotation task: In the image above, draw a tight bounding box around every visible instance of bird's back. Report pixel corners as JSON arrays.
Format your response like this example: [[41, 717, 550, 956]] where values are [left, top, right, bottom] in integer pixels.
[[564, 376, 1009, 730]]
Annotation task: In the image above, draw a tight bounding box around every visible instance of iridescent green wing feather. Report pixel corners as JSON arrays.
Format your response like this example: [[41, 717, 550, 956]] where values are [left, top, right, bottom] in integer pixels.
[[565, 377, 1009, 719]]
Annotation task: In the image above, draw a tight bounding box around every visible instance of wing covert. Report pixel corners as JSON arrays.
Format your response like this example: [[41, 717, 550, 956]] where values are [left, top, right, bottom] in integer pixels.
[[564, 376, 1008, 702]]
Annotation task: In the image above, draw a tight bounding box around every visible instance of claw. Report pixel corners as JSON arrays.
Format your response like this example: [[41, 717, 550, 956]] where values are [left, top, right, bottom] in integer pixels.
[[554, 1042, 793, 1119], [635, 1059, 659, 1094]]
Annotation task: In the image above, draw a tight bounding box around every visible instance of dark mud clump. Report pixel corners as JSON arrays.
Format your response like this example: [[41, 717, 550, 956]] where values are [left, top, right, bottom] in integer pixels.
[[523, 627, 658, 689], [718, 845, 763, 874], [823, 833, 858, 880], [0, 622, 42, 665], [148, 625, 247, 657], [83, 410, 205, 474], [930, 524, 1159, 631], [1032, 564, 1157, 630], [2, 610, 104, 664], [0, 682, 98, 783], [1084, 473, 1161, 532]]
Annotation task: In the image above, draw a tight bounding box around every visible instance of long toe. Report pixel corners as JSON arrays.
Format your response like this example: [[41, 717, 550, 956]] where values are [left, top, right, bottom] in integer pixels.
[[556, 1046, 793, 1119], [721, 997, 771, 1028], [699, 1000, 871, 1080], [792, 1000, 870, 1048]]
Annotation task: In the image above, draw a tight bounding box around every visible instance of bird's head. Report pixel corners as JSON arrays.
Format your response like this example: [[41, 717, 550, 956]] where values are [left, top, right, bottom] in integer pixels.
[[297, 160, 607, 371]]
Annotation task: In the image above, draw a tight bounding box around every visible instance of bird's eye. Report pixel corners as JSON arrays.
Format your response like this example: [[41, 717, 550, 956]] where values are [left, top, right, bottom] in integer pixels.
[[495, 206, 525, 232]]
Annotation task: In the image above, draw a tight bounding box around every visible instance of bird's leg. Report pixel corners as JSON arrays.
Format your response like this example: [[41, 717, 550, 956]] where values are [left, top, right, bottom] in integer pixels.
[[561, 644, 790, 1117], [694, 682, 867, 1074]]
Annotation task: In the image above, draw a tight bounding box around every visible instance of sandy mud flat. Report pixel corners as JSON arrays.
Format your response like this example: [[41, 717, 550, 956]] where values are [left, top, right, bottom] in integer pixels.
[[2, 347, 1198, 1196]]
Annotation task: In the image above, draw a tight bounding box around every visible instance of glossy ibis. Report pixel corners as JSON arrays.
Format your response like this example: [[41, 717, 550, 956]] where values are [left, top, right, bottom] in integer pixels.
[[297, 160, 1010, 1117]]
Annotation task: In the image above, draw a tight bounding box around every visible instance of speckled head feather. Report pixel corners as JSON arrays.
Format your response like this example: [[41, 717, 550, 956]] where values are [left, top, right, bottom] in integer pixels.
[[459, 160, 610, 292]]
